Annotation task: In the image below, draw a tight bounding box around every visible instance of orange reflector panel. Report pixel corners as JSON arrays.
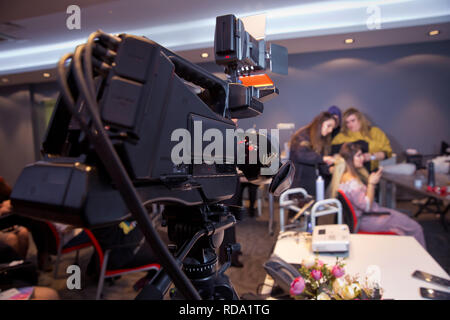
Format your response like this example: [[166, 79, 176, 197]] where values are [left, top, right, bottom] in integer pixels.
[[239, 74, 274, 87]]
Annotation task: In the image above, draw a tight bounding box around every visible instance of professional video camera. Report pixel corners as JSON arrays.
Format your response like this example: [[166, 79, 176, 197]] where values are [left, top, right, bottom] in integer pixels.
[[10, 14, 294, 300]]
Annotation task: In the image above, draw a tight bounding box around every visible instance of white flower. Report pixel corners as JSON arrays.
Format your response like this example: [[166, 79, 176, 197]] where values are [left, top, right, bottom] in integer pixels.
[[342, 283, 361, 300], [302, 257, 316, 268], [332, 278, 346, 296], [317, 292, 331, 300], [365, 265, 381, 288]]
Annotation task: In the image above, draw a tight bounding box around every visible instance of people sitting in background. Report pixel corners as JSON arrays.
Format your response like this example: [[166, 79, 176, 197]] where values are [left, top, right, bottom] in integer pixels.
[[327, 105, 342, 139], [331, 107, 392, 172], [1, 180, 30, 260], [0, 177, 57, 271], [289, 112, 336, 197], [0, 221, 29, 259], [0, 200, 59, 300], [1, 200, 30, 261], [27, 286, 60, 300], [0, 242, 59, 300], [328, 142, 426, 248]]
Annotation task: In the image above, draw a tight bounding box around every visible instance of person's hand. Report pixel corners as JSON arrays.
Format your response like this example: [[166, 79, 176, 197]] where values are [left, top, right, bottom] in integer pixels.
[[323, 156, 335, 166], [0, 200, 12, 216], [368, 168, 383, 185], [362, 153, 372, 162]]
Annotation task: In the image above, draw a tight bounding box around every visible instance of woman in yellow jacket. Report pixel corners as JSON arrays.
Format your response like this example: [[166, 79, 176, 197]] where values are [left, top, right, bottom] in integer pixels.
[[332, 108, 392, 171]]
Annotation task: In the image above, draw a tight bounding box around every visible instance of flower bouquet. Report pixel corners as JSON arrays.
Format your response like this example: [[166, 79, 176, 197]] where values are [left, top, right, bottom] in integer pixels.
[[289, 257, 383, 300]]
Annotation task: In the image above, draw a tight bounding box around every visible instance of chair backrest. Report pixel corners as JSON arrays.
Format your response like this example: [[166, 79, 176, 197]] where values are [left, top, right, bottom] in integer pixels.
[[336, 190, 358, 233], [45, 222, 92, 253], [83, 229, 105, 268]]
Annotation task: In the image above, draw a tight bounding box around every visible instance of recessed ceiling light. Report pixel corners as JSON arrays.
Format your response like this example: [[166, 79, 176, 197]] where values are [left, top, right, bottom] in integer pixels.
[[428, 30, 440, 36], [1, 78, 9, 83], [201, 52, 209, 58], [43, 72, 51, 78], [344, 38, 354, 44]]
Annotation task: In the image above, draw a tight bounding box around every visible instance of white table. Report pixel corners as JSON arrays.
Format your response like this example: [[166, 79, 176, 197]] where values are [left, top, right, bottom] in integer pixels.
[[264, 231, 450, 300]]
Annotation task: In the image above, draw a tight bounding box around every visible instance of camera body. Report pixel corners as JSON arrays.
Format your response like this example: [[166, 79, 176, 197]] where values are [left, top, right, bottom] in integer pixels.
[[11, 15, 290, 229]]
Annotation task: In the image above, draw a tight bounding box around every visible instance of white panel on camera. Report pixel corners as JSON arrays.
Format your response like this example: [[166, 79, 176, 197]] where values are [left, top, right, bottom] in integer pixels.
[[240, 14, 266, 40]]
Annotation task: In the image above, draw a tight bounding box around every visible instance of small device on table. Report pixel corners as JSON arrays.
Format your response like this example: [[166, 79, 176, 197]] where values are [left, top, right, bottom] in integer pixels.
[[312, 224, 350, 253]]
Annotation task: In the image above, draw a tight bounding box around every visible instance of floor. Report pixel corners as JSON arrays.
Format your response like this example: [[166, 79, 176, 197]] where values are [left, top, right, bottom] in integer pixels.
[[25, 193, 449, 300]]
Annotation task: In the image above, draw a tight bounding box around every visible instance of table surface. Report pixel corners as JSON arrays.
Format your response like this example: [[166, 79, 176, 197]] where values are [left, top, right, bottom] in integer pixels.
[[381, 170, 450, 202], [266, 231, 450, 300]]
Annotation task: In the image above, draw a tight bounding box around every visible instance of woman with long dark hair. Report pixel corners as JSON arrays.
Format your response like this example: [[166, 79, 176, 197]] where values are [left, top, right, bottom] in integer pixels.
[[289, 112, 336, 196], [328, 142, 426, 248]]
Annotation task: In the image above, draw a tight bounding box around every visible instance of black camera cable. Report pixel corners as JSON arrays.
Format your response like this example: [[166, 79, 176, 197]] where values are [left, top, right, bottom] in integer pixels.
[[56, 45, 201, 300]]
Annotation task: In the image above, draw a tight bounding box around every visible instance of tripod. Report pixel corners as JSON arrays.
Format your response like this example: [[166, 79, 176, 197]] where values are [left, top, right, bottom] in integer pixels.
[[136, 204, 240, 300]]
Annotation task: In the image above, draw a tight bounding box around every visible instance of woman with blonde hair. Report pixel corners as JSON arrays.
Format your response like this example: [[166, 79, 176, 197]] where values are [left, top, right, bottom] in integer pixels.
[[289, 112, 336, 196], [328, 142, 426, 248], [332, 108, 392, 172]]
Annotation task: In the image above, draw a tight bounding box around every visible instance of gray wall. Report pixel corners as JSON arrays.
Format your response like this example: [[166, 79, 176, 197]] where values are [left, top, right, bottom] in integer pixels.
[[201, 40, 450, 157], [0, 85, 35, 185], [0, 82, 58, 185]]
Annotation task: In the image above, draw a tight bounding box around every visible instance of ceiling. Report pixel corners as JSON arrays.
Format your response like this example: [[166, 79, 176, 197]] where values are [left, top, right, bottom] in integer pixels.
[[0, 0, 449, 86]]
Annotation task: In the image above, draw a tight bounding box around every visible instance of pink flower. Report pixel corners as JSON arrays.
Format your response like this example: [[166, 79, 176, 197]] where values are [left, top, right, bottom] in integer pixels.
[[290, 276, 305, 296], [316, 260, 324, 268], [331, 265, 345, 278], [310, 269, 323, 280]]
